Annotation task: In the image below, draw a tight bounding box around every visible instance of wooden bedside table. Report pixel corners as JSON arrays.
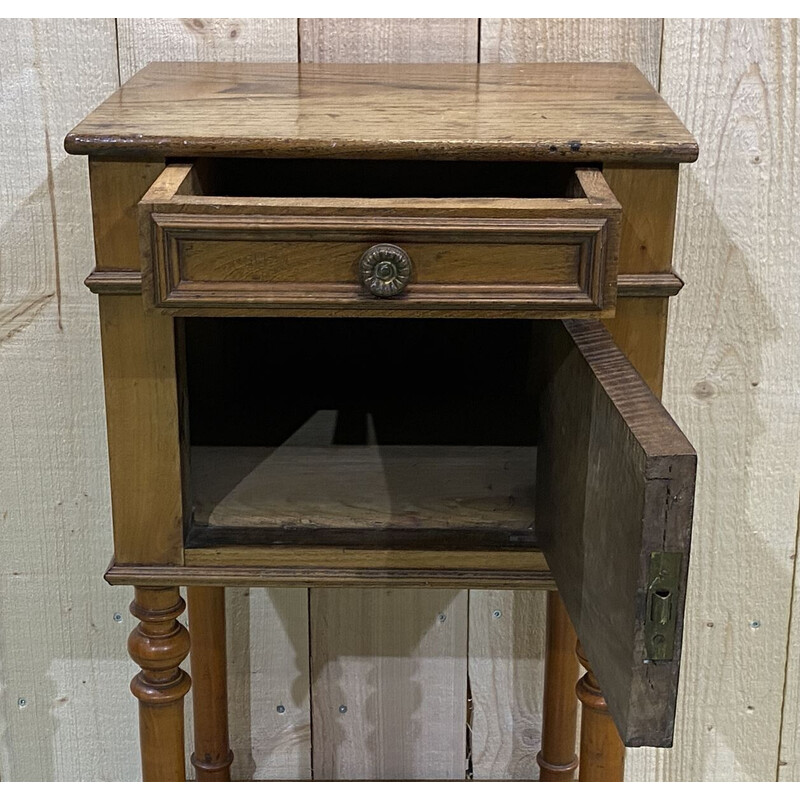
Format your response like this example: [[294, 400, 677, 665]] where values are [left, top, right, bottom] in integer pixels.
[[65, 62, 697, 782]]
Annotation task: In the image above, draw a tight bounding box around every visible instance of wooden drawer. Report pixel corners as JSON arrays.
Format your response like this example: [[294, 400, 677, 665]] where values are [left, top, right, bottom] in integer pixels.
[[139, 162, 621, 316]]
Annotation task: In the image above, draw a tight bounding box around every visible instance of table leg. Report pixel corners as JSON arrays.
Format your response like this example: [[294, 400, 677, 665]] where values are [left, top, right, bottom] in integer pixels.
[[128, 586, 191, 781], [537, 591, 579, 781], [576, 641, 625, 782], [188, 586, 233, 781]]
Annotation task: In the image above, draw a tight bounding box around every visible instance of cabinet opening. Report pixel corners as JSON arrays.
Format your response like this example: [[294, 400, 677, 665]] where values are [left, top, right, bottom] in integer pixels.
[[177, 158, 589, 199], [181, 317, 548, 555]]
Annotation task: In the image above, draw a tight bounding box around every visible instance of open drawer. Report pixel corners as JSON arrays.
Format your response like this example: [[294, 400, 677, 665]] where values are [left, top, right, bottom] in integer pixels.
[[139, 160, 621, 316]]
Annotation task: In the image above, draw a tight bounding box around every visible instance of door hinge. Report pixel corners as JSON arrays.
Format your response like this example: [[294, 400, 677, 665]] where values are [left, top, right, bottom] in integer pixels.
[[645, 552, 682, 661]]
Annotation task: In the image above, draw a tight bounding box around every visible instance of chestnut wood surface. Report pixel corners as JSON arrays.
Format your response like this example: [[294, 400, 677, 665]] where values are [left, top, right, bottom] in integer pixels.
[[128, 587, 191, 781], [537, 320, 696, 747], [187, 587, 233, 781], [191, 445, 536, 533], [138, 163, 620, 315], [537, 592, 579, 781], [65, 62, 697, 163], [98, 294, 183, 565], [576, 642, 625, 781]]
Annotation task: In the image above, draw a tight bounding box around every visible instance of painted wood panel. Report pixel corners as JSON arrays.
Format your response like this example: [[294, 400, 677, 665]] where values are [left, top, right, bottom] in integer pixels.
[[117, 18, 297, 82], [0, 18, 132, 780], [480, 18, 663, 87], [226, 588, 311, 780], [626, 19, 800, 781], [310, 589, 469, 779], [299, 18, 477, 63], [468, 591, 546, 779]]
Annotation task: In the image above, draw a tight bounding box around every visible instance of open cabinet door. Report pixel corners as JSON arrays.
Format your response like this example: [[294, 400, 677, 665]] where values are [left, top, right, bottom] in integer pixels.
[[537, 320, 696, 747]]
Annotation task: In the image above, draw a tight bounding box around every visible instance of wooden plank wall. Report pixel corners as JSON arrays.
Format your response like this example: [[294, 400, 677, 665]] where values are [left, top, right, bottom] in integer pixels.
[[1, 17, 798, 782]]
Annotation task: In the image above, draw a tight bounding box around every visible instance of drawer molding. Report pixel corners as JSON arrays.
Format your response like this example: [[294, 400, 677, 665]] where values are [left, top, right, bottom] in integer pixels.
[[138, 163, 622, 317], [86, 268, 686, 298]]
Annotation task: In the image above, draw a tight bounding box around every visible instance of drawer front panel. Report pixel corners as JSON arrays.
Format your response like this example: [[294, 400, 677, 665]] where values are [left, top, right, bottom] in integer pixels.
[[140, 164, 620, 316]]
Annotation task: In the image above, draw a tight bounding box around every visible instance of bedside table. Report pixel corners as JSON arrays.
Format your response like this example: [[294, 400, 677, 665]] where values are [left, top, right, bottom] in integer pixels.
[[65, 62, 697, 782]]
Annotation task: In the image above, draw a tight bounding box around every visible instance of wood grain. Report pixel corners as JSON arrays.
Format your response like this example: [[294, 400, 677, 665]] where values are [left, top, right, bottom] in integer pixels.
[[191, 445, 536, 533], [117, 18, 298, 82], [98, 294, 183, 564], [468, 590, 547, 779], [627, 19, 800, 782], [299, 18, 477, 63], [537, 592, 579, 781], [140, 163, 619, 315], [187, 587, 232, 781], [0, 18, 137, 781], [64, 62, 698, 163], [225, 587, 311, 780], [310, 589, 469, 779], [89, 159, 165, 269], [537, 320, 696, 747], [106, 561, 555, 590], [480, 19, 663, 87]]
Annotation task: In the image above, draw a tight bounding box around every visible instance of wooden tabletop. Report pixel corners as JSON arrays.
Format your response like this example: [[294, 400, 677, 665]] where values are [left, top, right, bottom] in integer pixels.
[[65, 62, 697, 163]]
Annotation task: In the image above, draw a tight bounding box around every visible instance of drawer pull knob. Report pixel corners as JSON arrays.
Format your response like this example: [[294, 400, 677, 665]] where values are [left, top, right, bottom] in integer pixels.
[[359, 244, 413, 298]]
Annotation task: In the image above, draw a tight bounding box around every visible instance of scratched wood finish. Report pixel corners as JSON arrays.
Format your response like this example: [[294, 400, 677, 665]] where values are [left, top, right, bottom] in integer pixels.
[[310, 589, 469, 779], [116, 18, 298, 83], [192, 445, 536, 533], [64, 62, 697, 163], [626, 19, 800, 782], [299, 18, 477, 63], [537, 320, 696, 747], [480, 19, 663, 87]]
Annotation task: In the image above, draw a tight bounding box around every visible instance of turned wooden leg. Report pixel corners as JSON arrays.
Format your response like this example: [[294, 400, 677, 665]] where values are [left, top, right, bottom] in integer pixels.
[[537, 591, 579, 781], [188, 586, 233, 781], [576, 641, 625, 782], [128, 586, 191, 781]]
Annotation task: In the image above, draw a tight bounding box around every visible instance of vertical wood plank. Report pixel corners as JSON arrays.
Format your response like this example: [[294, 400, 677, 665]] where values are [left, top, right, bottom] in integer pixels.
[[468, 591, 546, 779], [299, 19, 477, 63], [627, 19, 800, 781], [117, 18, 298, 82], [311, 589, 468, 779], [299, 18, 478, 780], [225, 587, 311, 779], [480, 19, 663, 87], [0, 18, 135, 780], [779, 507, 800, 780]]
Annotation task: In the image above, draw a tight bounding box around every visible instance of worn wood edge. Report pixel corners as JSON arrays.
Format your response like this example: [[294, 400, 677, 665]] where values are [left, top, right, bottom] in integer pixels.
[[64, 133, 699, 163], [183, 547, 546, 572], [86, 269, 143, 294], [616, 273, 683, 297], [104, 560, 555, 589], [563, 319, 696, 458], [85, 270, 684, 298]]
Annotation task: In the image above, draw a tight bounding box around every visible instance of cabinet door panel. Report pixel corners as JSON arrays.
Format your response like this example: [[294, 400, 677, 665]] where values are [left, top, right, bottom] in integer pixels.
[[537, 319, 696, 747]]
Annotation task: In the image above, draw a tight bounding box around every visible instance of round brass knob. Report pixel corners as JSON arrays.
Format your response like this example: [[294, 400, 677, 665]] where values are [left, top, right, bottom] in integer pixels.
[[359, 244, 413, 298]]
